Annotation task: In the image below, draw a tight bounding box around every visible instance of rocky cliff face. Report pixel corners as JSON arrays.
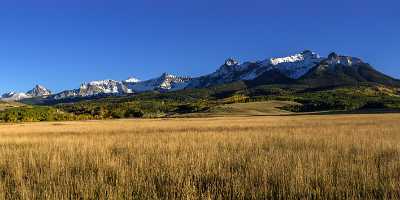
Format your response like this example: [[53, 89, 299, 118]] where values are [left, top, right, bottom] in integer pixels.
[[1, 85, 51, 101], [26, 85, 52, 97]]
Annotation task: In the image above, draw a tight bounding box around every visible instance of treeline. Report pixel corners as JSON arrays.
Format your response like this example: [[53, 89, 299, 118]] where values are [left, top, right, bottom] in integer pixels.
[[0, 92, 215, 122], [57, 99, 212, 119], [281, 88, 400, 112], [1, 84, 400, 123], [0, 106, 95, 123]]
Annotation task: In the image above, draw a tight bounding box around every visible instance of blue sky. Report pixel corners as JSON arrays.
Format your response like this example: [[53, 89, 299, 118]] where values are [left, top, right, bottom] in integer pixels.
[[0, 0, 399, 93]]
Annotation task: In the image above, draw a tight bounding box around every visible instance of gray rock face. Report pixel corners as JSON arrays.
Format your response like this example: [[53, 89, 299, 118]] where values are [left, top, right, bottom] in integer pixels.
[[125, 73, 192, 92], [1, 85, 51, 101], [26, 85, 52, 97]]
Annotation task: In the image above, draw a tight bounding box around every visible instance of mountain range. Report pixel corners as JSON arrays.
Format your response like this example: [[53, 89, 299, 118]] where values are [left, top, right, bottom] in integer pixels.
[[1, 85, 51, 101], [2, 50, 399, 102]]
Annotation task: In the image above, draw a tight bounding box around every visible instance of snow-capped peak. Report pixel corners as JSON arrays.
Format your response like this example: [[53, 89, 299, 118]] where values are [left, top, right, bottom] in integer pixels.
[[197, 51, 323, 86], [225, 58, 239, 66], [269, 50, 321, 66], [1, 91, 16, 98], [1, 50, 374, 101], [0, 84, 52, 101], [211, 58, 242, 78], [260, 50, 323, 79], [26, 84, 51, 97], [84, 79, 118, 86], [124, 77, 141, 83], [79, 79, 131, 96], [1, 92, 30, 101], [125, 73, 192, 92]]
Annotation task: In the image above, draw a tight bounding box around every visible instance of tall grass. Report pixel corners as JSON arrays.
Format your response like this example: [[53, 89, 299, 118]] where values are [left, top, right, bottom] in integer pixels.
[[0, 114, 399, 199]]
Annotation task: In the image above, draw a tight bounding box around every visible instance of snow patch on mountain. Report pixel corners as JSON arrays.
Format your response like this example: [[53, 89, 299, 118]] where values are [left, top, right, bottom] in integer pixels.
[[51, 73, 191, 99], [53, 80, 131, 100], [188, 50, 325, 88], [53, 89, 80, 100], [262, 50, 323, 79], [1, 85, 52, 101], [224, 58, 239, 66], [124, 77, 141, 83], [26, 85, 52, 97], [126, 73, 192, 92], [1, 92, 30, 101], [79, 79, 131, 96], [2, 50, 368, 101]]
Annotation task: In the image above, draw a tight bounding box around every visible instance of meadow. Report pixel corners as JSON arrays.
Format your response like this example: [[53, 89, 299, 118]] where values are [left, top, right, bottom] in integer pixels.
[[0, 114, 399, 199]]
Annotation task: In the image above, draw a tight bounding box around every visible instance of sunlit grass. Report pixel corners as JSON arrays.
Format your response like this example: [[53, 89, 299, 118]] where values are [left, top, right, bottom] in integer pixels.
[[0, 114, 399, 199]]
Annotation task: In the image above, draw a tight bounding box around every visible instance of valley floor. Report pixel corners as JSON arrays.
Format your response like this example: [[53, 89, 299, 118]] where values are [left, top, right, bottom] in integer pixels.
[[0, 114, 399, 199]]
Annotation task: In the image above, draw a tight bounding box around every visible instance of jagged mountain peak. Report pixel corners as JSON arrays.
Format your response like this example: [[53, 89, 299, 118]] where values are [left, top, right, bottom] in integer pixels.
[[211, 58, 242, 79], [1, 91, 17, 98], [79, 79, 130, 96], [4, 50, 396, 102], [1, 84, 52, 101], [34, 84, 46, 89], [123, 72, 191, 92], [188, 51, 381, 90], [261, 50, 323, 79], [52, 79, 130, 100], [27, 84, 51, 97], [268, 50, 321, 66], [1, 92, 30, 101], [324, 53, 364, 67], [188, 50, 325, 88], [328, 52, 339, 59], [224, 58, 239, 66]]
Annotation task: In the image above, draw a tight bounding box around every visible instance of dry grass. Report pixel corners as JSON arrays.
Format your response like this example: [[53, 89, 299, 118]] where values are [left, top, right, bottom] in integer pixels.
[[0, 114, 399, 199], [177, 101, 299, 118], [0, 101, 24, 111], [212, 101, 299, 116]]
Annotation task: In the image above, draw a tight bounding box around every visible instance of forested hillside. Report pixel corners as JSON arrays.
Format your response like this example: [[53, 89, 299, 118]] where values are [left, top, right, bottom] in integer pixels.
[[1, 82, 399, 123]]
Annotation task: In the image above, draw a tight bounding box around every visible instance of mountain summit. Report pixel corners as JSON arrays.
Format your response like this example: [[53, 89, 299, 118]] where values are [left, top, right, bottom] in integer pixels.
[[125, 73, 192, 92], [266, 50, 323, 79], [2, 50, 399, 102], [187, 50, 325, 88], [26, 85, 52, 97], [1, 92, 30, 101], [1, 85, 51, 101], [51, 73, 192, 99]]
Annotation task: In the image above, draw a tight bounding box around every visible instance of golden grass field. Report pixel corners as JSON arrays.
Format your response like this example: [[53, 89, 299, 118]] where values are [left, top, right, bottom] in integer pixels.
[[210, 101, 299, 116], [0, 101, 24, 111], [0, 114, 400, 199]]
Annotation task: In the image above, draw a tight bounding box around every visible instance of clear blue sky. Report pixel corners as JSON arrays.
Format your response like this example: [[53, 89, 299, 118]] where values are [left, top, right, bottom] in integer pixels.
[[0, 0, 399, 93]]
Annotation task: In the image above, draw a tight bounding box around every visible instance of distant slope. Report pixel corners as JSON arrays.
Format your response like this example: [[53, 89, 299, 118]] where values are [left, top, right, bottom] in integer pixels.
[[297, 63, 400, 88], [0, 101, 25, 111], [213, 101, 300, 116], [245, 69, 295, 87], [176, 101, 300, 117]]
